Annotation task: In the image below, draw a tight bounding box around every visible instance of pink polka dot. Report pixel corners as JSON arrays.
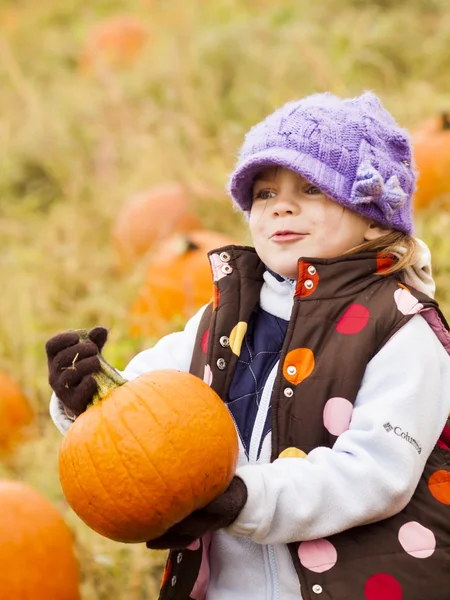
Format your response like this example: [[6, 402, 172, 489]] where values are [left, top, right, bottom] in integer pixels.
[[201, 329, 209, 354], [298, 539, 337, 573], [187, 539, 200, 551], [323, 397, 353, 436], [398, 521, 436, 558], [336, 304, 370, 334], [203, 365, 212, 386], [394, 288, 423, 315], [209, 253, 229, 282], [364, 573, 402, 600]]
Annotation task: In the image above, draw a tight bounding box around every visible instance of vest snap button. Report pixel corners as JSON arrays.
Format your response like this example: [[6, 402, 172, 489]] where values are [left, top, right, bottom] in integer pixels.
[[219, 251, 231, 262], [171, 576, 177, 586], [217, 358, 227, 370], [312, 584, 322, 594], [307, 265, 316, 275], [176, 552, 183, 564], [284, 387, 293, 398], [221, 264, 233, 275], [287, 365, 297, 376], [219, 336, 230, 348], [304, 279, 314, 290]]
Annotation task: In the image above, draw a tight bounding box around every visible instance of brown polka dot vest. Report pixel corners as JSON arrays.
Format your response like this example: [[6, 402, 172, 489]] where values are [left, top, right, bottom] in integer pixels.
[[158, 246, 450, 600]]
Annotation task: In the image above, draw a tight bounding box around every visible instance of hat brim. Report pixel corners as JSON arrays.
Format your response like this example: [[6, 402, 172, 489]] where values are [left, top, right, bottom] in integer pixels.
[[228, 147, 347, 212]]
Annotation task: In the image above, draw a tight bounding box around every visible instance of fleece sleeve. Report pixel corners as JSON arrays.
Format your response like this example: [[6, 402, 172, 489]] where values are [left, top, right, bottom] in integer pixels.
[[49, 304, 207, 434], [227, 314, 450, 545]]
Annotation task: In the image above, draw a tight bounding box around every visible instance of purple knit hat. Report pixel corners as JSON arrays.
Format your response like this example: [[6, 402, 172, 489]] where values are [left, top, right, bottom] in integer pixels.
[[228, 91, 416, 234]]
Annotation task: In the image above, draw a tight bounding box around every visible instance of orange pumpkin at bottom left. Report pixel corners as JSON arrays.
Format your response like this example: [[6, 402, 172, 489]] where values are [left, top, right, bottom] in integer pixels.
[[0, 480, 80, 599]]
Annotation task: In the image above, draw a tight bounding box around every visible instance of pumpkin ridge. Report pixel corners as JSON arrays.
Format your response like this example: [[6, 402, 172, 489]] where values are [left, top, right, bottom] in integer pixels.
[[63, 433, 124, 534], [134, 382, 183, 421], [110, 396, 170, 519], [82, 433, 137, 526], [98, 405, 156, 518]]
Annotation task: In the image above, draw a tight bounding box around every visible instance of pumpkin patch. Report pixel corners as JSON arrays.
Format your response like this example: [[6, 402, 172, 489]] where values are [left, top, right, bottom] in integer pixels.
[[129, 229, 236, 338], [59, 362, 239, 543], [411, 113, 450, 210], [0, 480, 80, 599], [0, 370, 34, 453], [112, 182, 203, 270]]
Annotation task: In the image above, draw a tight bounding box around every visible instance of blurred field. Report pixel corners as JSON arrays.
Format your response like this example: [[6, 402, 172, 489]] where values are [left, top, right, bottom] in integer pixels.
[[1, 0, 450, 597]]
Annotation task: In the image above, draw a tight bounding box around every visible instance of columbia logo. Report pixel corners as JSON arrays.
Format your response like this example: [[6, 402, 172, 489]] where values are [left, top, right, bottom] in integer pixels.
[[384, 422, 393, 432]]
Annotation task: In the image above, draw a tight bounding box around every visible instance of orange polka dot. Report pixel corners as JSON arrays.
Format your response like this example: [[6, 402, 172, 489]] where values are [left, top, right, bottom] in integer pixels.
[[213, 285, 220, 310], [278, 447, 307, 459], [160, 559, 171, 589], [283, 348, 315, 385], [428, 470, 450, 505], [376, 253, 394, 274]]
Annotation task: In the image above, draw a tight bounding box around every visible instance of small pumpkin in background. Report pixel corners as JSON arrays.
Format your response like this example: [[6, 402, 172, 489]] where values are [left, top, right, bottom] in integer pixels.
[[411, 113, 450, 210], [129, 229, 236, 338], [59, 351, 239, 544], [0, 480, 80, 599], [79, 15, 149, 73], [112, 182, 203, 271], [0, 370, 34, 453]]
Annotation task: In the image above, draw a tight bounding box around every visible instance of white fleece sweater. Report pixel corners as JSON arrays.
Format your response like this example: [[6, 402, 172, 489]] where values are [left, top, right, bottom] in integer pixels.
[[50, 272, 450, 600]]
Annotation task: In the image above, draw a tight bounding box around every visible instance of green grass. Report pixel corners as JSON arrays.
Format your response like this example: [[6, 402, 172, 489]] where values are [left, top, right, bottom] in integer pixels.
[[1, 0, 450, 597]]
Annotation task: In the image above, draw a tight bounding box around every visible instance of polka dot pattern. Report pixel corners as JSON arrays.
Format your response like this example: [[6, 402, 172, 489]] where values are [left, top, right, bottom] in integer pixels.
[[298, 539, 337, 573], [160, 559, 171, 589], [229, 321, 248, 356], [336, 304, 370, 334], [394, 287, 423, 315], [376, 254, 394, 274], [201, 329, 209, 354], [203, 364, 212, 386], [278, 447, 307, 459], [364, 573, 402, 600], [187, 539, 200, 551], [209, 253, 229, 282], [398, 522, 436, 558], [213, 284, 220, 310], [323, 397, 353, 436], [428, 469, 450, 505], [283, 348, 315, 385]]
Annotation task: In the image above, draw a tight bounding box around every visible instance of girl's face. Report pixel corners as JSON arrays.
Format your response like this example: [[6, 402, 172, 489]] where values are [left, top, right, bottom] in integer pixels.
[[249, 166, 379, 279]]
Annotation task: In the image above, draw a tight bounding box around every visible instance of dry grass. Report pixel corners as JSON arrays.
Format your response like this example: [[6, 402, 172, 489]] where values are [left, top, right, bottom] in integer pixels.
[[1, 0, 450, 597]]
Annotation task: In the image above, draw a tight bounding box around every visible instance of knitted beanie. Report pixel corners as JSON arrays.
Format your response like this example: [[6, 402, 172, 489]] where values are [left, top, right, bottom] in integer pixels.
[[228, 91, 416, 234]]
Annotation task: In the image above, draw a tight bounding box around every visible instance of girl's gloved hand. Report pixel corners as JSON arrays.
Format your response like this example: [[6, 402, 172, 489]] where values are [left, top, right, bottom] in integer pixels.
[[45, 326, 108, 417], [146, 476, 248, 550]]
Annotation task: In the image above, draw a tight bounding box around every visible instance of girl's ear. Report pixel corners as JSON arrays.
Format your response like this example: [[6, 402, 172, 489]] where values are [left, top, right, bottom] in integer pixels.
[[364, 222, 393, 241]]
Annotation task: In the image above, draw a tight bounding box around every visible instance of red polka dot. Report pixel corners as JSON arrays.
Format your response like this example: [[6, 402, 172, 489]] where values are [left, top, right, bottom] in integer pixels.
[[364, 573, 402, 600], [376, 253, 394, 274], [336, 304, 370, 335], [201, 329, 209, 354]]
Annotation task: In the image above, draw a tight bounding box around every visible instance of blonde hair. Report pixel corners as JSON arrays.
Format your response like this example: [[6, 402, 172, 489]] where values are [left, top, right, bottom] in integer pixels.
[[344, 231, 419, 275]]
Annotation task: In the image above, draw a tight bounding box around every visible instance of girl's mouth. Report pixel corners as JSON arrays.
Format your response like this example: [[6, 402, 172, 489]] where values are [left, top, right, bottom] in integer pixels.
[[271, 231, 309, 242]]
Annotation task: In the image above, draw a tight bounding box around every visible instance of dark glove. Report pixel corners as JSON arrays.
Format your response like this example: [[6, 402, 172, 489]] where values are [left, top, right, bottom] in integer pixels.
[[146, 476, 248, 550], [45, 326, 108, 417]]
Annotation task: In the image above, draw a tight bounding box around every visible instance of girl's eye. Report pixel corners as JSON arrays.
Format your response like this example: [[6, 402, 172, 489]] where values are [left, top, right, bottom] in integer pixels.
[[254, 189, 276, 200], [306, 185, 322, 195]]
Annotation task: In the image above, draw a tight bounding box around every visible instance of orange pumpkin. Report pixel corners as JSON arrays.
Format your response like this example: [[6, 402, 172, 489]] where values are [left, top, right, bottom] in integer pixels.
[[59, 359, 239, 544], [0, 370, 34, 452], [411, 113, 450, 210], [79, 16, 149, 72], [129, 229, 236, 338], [0, 480, 80, 599], [112, 183, 203, 270]]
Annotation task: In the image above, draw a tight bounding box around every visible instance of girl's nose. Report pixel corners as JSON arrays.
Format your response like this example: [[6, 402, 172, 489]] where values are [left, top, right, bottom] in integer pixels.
[[271, 190, 300, 216]]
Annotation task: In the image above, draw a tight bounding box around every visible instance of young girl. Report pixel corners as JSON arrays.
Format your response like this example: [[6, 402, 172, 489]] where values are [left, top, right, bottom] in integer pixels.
[[46, 91, 450, 600]]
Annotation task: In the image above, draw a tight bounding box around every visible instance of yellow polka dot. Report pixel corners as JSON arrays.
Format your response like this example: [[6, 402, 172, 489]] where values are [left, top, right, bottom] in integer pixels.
[[279, 447, 307, 459], [229, 321, 248, 356]]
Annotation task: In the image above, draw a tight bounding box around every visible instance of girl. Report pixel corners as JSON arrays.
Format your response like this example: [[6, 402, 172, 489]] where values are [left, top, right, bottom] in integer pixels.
[[46, 91, 450, 600]]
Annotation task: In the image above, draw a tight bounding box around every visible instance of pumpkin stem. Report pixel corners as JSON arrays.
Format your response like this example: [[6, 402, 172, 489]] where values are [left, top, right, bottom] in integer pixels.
[[75, 329, 127, 404], [442, 113, 450, 130]]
